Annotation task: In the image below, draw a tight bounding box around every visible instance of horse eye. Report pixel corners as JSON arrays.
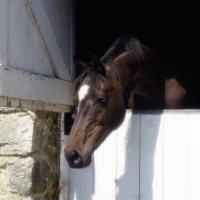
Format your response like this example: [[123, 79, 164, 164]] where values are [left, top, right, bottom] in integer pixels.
[[95, 96, 106, 105]]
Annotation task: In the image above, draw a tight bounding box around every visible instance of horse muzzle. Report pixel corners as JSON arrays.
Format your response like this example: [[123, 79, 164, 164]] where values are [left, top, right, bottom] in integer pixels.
[[64, 149, 92, 168]]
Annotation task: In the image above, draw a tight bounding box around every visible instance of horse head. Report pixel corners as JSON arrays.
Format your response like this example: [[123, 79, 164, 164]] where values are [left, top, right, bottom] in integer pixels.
[[64, 52, 126, 168], [65, 34, 167, 168]]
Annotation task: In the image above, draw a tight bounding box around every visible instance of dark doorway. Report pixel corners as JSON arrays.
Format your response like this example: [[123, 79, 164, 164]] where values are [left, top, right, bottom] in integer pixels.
[[75, 0, 199, 80]]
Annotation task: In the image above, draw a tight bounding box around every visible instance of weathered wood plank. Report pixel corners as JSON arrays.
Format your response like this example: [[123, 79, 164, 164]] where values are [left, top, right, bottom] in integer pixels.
[[1, 0, 74, 110], [27, 0, 72, 81], [0, 65, 73, 106], [19, 0, 33, 74], [6, 0, 73, 81], [23, 0, 59, 78], [0, 1, 8, 66], [0, 96, 8, 107], [0, 96, 71, 112], [40, 0, 75, 78], [32, 100, 43, 111], [42, 0, 75, 79], [7, 97, 21, 108], [8, 0, 21, 69]]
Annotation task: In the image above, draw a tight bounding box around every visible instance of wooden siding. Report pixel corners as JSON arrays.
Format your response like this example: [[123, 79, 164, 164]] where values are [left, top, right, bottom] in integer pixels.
[[0, 0, 74, 112], [62, 110, 200, 200], [0, 65, 72, 106]]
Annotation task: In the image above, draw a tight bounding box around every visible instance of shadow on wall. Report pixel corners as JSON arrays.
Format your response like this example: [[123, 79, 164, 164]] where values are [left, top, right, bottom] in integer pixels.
[[117, 110, 163, 199], [67, 110, 163, 200]]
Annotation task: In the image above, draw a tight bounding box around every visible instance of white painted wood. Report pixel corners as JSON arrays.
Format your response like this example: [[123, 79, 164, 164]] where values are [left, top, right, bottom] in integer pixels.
[[19, 0, 34, 75], [0, 0, 74, 109], [93, 130, 117, 200], [152, 114, 164, 200], [65, 110, 200, 200], [187, 114, 200, 200], [19, 99, 33, 110], [8, 0, 21, 69], [116, 111, 140, 200], [0, 97, 70, 112], [0, 2, 8, 66], [40, 0, 75, 78], [0, 65, 73, 106], [28, 0, 71, 80], [32, 101, 44, 111], [70, 160, 94, 200], [6, 0, 73, 80], [7, 97, 21, 108], [140, 113, 163, 200], [163, 113, 188, 200], [0, 97, 8, 107], [59, 114, 70, 200], [23, 0, 59, 78]]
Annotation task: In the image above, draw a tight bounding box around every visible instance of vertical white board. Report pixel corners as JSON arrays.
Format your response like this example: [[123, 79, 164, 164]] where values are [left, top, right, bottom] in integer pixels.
[[66, 110, 200, 200], [116, 111, 140, 200], [163, 113, 188, 200], [69, 163, 94, 200], [93, 130, 117, 200], [140, 113, 163, 200], [187, 114, 200, 200], [152, 114, 164, 200]]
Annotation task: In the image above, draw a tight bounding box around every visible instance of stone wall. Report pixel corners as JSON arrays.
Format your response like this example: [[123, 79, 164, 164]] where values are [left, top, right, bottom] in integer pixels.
[[0, 107, 61, 200]]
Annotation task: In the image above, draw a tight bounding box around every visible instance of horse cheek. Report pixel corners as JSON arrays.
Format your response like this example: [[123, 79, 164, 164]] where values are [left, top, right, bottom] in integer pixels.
[[94, 106, 107, 125], [109, 94, 126, 131]]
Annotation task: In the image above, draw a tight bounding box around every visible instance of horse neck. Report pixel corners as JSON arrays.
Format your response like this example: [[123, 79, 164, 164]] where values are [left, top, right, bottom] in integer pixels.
[[113, 49, 165, 107], [112, 52, 137, 88]]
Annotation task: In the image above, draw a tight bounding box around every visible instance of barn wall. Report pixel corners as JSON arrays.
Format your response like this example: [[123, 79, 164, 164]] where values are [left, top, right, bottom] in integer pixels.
[[0, 107, 60, 200], [67, 110, 200, 200], [41, 0, 75, 77], [0, 0, 74, 111], [0, 0, 73, 80]]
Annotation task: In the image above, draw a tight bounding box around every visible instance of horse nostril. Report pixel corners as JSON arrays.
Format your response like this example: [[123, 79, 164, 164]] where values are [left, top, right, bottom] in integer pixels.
[[64, 149, 84, 168], [71, 151, 81, 164], [70, 151, 82, 166]]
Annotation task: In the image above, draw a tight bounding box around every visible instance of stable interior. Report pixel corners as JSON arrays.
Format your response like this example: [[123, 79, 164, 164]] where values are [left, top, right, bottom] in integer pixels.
[[75, 0, 200, 107]]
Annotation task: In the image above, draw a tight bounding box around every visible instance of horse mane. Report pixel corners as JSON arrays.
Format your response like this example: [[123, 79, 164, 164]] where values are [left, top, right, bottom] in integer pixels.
[[74, 35, 144, 93], [100, 34, 145, 79], [101, 34, 144, 63]]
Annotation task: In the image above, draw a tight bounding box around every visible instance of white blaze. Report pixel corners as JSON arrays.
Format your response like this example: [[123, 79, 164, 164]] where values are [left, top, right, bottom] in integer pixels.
[[77, 84, 90, 112]]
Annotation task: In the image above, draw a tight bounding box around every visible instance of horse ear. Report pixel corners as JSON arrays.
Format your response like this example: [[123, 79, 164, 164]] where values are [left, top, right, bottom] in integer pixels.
[[88, 51, 106, 76], [73, 55, 88, 73]]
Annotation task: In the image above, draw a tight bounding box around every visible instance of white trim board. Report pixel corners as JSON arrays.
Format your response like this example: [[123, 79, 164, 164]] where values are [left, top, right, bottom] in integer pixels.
[[0, 65, 73, 111]]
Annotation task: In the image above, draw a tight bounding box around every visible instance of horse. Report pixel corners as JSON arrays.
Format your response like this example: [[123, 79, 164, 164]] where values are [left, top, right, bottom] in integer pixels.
[[64, 34, 199, 168]]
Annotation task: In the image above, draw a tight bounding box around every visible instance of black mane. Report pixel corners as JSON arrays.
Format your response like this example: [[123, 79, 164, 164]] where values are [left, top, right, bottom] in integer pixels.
[[74, 35, 144, 93], [101, 34, 144, 62]]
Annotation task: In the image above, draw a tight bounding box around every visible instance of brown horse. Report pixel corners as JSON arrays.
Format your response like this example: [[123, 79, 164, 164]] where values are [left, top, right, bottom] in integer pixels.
[[64, 34, 198, 168]]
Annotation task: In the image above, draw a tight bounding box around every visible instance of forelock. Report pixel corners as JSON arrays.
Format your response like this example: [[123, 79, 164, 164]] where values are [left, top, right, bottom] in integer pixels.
[[73, 65, 110, 95]]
